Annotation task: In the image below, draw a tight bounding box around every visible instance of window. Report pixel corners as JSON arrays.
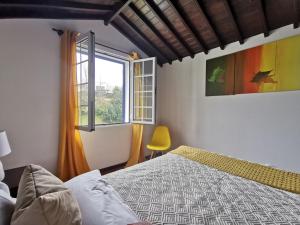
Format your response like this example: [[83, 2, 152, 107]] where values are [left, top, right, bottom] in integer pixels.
[[76, 31, 156, 131], [76, 31, 95, 131], [94, 54, 129, 125], [131, 58, 156, 124]]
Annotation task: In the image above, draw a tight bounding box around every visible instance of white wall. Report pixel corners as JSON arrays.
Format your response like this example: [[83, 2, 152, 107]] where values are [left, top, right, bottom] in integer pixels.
[[0, 20, 60, 172], [0, 19, 146, 172], [157, 25, 300, 173], [5, 19, 297, 174], [80, 124, 131, 169]]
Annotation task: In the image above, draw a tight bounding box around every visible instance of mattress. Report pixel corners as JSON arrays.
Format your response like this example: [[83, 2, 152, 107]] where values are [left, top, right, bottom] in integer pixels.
[[103, 152, 300, 225]]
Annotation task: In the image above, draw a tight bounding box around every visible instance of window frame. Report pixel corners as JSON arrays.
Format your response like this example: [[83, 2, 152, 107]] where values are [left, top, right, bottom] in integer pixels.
[[130, 57, 157, 125], [93, 51, 130, 126], [75, 31, 95, 132]]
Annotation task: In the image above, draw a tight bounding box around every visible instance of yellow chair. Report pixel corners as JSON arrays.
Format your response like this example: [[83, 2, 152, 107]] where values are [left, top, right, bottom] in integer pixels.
[[147, 126, 171, 159]]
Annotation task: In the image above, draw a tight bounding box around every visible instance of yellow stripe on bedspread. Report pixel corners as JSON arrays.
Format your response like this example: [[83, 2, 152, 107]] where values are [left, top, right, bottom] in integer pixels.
[[171, 146, 300, 194]]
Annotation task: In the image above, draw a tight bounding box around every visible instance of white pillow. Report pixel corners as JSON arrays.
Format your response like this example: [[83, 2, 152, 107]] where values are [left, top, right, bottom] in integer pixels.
[[66, 170, 102, 183], [0, 160, 4, 181], [65, 170, 139, 225], [0, 182, 15, 225]]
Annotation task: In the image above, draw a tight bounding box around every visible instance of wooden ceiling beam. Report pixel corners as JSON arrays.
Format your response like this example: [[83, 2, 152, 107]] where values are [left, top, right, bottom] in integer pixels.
[[0, 0, 114, 12], [293, 0, 299, 28], [104, 0, 132, 25], [195, 0, 225, 49], [119, 14, 172, 64], [129, 3, 182, 60], [223, 0, 244, 44], [257, 0, 270, 36], [168, 0, 208, 54], [111, 20, 164, 66], [144, 0, 195, 58]]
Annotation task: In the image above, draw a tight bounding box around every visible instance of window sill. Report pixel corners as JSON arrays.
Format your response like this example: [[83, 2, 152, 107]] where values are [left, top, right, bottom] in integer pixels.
[[94, 123, 131, 129]]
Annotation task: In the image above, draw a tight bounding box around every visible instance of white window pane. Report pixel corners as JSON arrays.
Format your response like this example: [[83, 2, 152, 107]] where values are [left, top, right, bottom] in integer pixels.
[[81, 53, 88, 62], [76, 31, 95, 131], [133, 62, 143, 77], [133, 107, 142, 121], [134, 77, 143, 92], [134, 92, 143, 107], [76, 41, 88, 63], [81, 39, 89, 50], [143, 108, 152, 122], [79, 106, 88, 126], [144, 60, 153, 75], [143, 92, 152, 107], [76, 50, 81, 64], [144, 76, 153, 91], [131, 57, 156, 124], [81, 62, 88, 83], [79, 84, 88, 106], [76, 64, 81, 84], [95, 57, 124, 125]]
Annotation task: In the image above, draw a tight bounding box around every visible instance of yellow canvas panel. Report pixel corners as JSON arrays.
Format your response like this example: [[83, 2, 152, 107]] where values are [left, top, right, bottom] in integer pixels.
[[260, 42, 276, 71], [276, 35, 300, 91], [259, 42, 277, 92]]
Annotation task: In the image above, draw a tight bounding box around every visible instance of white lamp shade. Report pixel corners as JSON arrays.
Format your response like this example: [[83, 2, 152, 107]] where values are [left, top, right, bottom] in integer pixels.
[[0, 131, 11, 157]]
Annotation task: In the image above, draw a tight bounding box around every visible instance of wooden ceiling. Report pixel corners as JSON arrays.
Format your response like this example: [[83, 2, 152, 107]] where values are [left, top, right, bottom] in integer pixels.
[[1, 0, 299, 65]]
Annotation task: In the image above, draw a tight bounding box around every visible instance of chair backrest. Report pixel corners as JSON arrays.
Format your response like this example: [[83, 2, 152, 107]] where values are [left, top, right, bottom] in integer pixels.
[[150, 126, 171, 148]]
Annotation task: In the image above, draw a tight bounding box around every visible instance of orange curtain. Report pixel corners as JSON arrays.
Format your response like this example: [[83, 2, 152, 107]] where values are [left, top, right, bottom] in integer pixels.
[[126, 124, 144, 167], [57, 31, 90, 181], [126, 52, 144, 167]]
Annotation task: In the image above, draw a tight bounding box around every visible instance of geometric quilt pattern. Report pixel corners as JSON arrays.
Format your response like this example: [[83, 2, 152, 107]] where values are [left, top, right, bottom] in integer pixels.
[[104, 153, 300, 225]]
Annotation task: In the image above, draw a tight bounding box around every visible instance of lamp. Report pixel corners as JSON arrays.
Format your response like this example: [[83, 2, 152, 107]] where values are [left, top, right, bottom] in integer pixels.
[[0, 130, 11, 157]]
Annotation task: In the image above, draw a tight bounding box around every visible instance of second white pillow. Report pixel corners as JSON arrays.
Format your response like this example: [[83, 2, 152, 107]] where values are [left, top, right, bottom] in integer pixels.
[[65, 170, 139, 225]]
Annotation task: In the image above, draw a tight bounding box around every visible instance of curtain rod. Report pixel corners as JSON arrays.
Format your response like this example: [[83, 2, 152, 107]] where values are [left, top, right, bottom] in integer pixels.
[[52, 28, 64, 36], [52, 28, 130, 55], [95, 42, 129, 55]]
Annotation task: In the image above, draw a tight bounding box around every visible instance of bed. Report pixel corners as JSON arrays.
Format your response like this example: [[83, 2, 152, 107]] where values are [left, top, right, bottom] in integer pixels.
[[2, 146, 300, 225], [103, 146, 300, 225]]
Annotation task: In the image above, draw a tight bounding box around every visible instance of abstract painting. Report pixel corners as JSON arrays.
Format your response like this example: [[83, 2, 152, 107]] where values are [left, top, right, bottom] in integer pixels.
[[206, 35, 300, 96]]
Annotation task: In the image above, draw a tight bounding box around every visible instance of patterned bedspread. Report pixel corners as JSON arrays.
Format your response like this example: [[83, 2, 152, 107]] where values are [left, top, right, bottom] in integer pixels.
[[103, 153, 300, 225]]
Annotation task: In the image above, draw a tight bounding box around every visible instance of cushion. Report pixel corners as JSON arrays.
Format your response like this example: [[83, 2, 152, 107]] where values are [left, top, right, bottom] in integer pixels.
[[0, 160, 4, 181], [0, 181, 15, 225], [11, 164, 82, 225], [65, 170, 139, 225]]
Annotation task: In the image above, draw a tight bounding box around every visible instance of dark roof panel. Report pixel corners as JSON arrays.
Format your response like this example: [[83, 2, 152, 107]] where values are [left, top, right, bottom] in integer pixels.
[[1, 0, 298, 64]]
